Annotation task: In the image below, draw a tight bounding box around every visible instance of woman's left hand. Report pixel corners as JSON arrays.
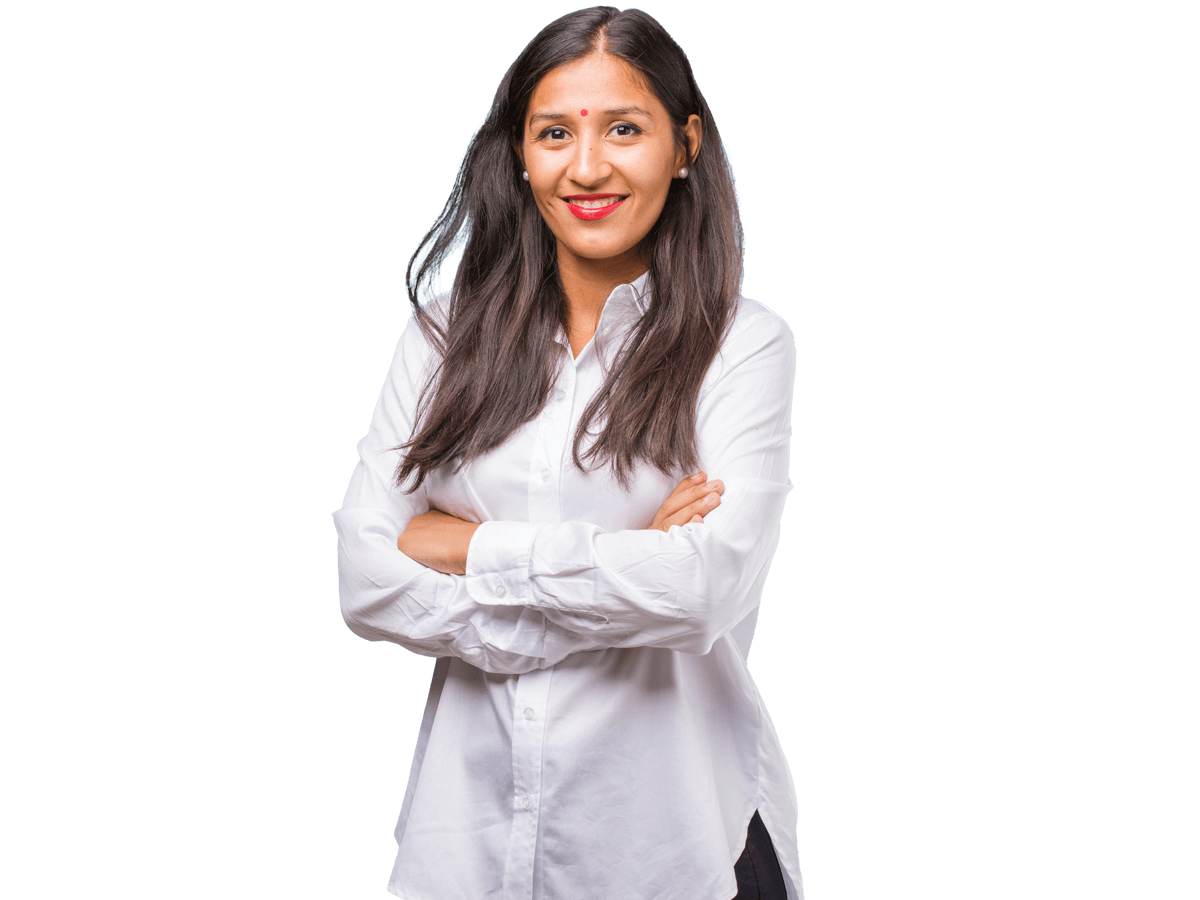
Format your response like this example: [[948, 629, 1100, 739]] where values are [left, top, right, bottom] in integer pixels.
[[397, 510, 481, 576]]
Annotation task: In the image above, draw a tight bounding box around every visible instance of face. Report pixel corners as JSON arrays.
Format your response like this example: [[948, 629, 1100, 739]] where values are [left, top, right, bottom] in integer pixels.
[[519, 52, 701, 277]]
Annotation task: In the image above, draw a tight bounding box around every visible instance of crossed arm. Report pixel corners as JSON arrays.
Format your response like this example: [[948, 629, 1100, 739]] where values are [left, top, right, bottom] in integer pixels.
[[397, 471, 726, 575], [335, 303, 794, 673]]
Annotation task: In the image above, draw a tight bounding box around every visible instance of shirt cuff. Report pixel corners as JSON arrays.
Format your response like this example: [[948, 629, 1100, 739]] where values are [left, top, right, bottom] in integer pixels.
[[465, 520, 542, 606]]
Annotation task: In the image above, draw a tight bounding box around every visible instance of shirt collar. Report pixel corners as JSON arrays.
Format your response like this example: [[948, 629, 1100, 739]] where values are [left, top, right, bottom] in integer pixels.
[[550, 271, 652, 348], [618, 270, 652, 315]]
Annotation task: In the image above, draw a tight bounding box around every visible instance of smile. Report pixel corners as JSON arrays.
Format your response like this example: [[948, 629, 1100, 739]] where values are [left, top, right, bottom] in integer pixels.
[[564, 194, 627, 220]]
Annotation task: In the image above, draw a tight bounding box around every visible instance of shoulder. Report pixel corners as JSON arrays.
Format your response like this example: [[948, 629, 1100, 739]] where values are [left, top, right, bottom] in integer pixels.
[[713, 295, 795, 372], [727, 295, 793, 343], [387, 294, 452, 396], [696, 294, 796, 408], [418, 292, 454, 332], [696, 296, 795, 402], [696, 296, 796, 405], [396, 293, 453, 357]]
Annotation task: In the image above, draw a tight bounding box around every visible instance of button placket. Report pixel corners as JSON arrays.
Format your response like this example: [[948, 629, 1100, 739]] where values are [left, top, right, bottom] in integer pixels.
[[500, 667, 554, 900], [530, 368, 574, 524]]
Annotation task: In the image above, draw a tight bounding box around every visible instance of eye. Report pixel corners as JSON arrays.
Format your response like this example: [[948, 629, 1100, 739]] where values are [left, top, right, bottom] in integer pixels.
[[612, 123, 642, 137], [538, 126, 570, 141]]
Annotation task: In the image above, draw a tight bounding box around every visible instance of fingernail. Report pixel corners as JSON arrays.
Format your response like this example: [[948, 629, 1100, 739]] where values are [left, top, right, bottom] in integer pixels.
[[705, 480, 721, 490]]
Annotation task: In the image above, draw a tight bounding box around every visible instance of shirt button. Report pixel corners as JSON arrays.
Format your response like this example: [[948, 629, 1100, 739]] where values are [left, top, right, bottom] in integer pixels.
[[554, 389, 565, 402], [540, 468, 551, 481], [494, 583, 506, 597], [523, 707, 535, 720], [521, 795, 532, 811]]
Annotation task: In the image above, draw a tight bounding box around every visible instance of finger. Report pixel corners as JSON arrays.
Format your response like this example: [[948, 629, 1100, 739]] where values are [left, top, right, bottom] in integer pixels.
[[661, 488, 722, 529], [647, 474, 719, 530], [657, 478, 723, 522], [678, 479, 724, 513], [657, 482, 710, 525], [672, 475, 715, 511], [665, 471, 707, 503]]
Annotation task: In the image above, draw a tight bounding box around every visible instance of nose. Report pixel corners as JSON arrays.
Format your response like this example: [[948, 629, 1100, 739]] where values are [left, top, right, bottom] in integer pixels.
[[567, 131, 612, 187]]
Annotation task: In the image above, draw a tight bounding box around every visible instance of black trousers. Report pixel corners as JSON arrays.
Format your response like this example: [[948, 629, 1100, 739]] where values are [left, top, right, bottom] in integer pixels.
[[732, 811, 788, 900]]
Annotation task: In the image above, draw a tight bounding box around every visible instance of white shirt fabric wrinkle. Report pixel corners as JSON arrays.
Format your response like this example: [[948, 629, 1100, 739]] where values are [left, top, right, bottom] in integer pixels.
[[334, 273, 803, 900]]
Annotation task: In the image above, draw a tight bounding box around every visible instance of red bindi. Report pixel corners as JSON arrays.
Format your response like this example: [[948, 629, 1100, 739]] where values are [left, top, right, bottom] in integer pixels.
[[581, 109, 588, 116]]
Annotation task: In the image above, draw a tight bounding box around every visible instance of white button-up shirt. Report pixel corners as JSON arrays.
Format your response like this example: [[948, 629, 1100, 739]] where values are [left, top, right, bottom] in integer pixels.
[[334, 275, 803, 900]]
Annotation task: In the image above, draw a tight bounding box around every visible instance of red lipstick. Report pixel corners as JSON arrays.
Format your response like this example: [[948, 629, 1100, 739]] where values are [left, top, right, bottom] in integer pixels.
[[563, 193, 626, 221]]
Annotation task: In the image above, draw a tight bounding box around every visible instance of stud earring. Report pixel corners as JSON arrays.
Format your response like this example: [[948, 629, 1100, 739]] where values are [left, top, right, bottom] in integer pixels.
[[522, 171, 529, 181], [678, 167, 689, 179]]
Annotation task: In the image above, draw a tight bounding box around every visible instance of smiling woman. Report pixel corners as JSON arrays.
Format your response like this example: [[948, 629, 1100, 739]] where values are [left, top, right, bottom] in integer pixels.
[[334, 7, 801, 900], [519, 53, 703, 354]]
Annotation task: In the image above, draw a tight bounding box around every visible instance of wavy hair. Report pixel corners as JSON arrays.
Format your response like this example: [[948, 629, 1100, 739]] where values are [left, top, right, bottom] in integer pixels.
[[396, 6, 743, 490]]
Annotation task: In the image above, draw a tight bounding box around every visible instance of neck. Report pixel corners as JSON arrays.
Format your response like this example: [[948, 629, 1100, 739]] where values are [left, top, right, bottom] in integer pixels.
[[557, 247, 648, 357]]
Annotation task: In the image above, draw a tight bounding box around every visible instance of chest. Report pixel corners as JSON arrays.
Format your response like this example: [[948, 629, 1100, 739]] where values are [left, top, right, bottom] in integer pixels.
[[423, 348, 678, 529]]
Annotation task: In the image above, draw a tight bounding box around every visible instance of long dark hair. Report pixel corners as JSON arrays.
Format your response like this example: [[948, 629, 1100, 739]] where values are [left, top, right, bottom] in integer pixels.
[[396, 6, 743, 490]]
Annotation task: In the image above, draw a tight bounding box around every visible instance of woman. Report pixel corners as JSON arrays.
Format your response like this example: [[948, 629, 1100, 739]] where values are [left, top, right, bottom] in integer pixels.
[[334, 7, 801, 899]]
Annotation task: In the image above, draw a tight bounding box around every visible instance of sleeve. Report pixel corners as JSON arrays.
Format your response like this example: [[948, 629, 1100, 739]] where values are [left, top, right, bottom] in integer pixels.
[[332, 313, 609, 675], [461, 308, 795, 656]]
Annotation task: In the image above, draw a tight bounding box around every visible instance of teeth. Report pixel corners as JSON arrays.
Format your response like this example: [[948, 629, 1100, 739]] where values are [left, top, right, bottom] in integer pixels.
[[571, 197, 622, 209]]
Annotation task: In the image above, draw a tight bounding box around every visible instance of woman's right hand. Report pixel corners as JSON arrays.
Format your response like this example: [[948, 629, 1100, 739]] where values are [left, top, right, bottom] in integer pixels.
[[647, 472, 724, 532]]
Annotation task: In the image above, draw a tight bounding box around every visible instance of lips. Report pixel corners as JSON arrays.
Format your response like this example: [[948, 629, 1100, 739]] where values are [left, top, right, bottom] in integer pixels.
[[564, 193, 627, 221]]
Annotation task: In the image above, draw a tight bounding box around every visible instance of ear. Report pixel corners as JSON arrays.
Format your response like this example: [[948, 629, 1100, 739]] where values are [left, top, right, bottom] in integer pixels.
[[675, 114, 703, 170], [512, 126, 525, 169]]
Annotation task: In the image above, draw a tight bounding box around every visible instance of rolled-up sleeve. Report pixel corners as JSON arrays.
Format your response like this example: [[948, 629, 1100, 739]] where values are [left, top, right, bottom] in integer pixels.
[[463, 309, 795, 655], [333, 315, 607, 674]]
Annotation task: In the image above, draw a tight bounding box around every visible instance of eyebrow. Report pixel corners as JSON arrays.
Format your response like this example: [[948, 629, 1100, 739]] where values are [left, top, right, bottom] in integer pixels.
[[527, 106, 653, 126]]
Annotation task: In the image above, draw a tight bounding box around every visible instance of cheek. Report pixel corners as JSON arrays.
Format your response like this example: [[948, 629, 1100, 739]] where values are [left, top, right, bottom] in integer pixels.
[[637, 154, 677, 201]]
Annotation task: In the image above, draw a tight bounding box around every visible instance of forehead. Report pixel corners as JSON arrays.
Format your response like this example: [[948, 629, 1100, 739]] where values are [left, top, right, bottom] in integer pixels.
[[525, 52, 662, 123]]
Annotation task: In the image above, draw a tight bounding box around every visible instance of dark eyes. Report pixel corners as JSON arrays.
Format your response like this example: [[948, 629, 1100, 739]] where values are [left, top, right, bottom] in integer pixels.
[[535, 123, 642, 141]]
